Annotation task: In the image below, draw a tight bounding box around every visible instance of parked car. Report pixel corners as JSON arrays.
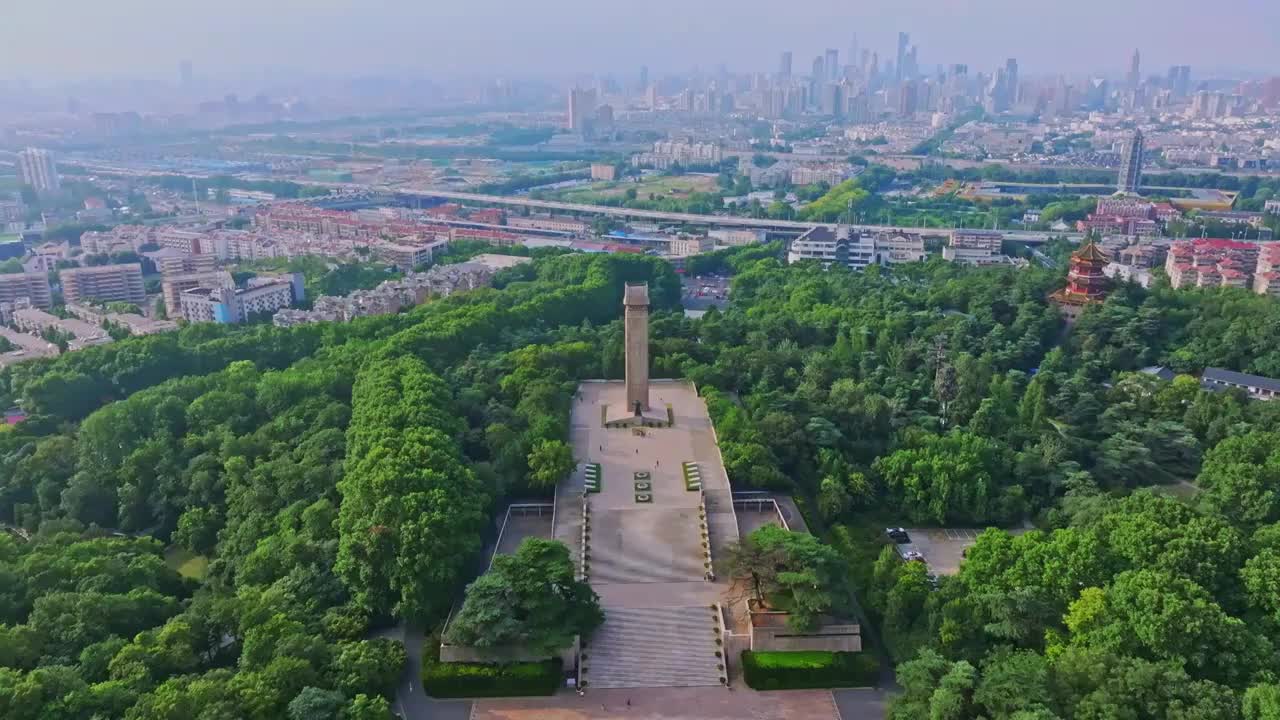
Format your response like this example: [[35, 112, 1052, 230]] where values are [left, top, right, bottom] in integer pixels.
[[903, 550, 926, 562], [884, 527, 911, 543]]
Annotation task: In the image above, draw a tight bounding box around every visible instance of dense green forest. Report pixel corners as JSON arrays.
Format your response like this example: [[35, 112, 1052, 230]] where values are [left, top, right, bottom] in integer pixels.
[[4, 244, 1280, 717]]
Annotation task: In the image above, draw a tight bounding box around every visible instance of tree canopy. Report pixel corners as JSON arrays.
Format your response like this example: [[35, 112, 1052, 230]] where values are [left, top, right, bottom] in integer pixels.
[[445, 538, 602, 654]]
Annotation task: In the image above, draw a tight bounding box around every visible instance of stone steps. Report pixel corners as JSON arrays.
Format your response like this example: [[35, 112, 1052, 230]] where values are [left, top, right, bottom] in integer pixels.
[[583, 607, 723, 689]]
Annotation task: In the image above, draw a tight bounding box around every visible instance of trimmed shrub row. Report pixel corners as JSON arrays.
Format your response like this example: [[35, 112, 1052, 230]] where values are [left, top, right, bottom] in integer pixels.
[[741, 651, 880, 691], [422, 658, 563, 698]]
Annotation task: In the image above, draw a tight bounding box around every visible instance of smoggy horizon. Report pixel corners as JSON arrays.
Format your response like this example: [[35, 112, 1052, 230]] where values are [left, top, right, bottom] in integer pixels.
[[5, 0, 1279, 84]]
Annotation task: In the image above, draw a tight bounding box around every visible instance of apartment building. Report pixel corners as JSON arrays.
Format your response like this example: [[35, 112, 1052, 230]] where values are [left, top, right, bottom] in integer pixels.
[[81, 226, 155, 255], [12, 308, 113, 350], [1253, 244, 1280, 297], [150, 248, 218, 276], [157, 229, 214, 255], [789, 163, 859, 187], [1164, 239, 1261, 290], [708, 229, 764, 247], [274, 260, 508, 327], [65, 303, 178, 335], [375, 239, 449, 269], [162, 271, 234, 316], [506, 216, 589, 235], [1117, 243, 1166, 269], [0, 272, 53, 308], [942, 230, 1005, 265], [17, 148, 60, 192], [669, 234, 714, 257], [630, 141, 723, 169], [180, 281, 295, 324], [60, 264, 146, 305], [0, 326, 59, 368]]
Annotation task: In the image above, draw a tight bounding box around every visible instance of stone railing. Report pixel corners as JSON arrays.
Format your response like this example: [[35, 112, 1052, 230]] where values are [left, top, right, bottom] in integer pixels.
[[698, 491, 714, 581], [580, 493, 591, 582]]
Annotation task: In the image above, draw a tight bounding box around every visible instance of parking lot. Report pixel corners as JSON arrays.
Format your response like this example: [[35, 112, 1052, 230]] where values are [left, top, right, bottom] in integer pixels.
[[893, 527, 988, 576], [681, 274, 731, 314]]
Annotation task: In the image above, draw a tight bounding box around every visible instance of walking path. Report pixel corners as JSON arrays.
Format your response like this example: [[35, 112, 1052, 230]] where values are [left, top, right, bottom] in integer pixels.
[[470, 687, 843, 720], [570, 381, 735, 690]]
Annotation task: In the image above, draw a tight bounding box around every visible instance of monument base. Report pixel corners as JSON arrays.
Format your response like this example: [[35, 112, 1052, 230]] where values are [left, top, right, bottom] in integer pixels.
[[603, 404, 672, 429]]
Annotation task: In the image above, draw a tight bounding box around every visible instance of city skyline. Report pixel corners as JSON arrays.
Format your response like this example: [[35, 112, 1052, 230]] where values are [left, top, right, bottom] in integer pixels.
[[4, 0, 1280, 84]]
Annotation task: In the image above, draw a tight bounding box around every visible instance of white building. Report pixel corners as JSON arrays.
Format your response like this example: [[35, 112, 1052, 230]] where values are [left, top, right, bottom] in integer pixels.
[[942, 230, 1006, 265], [874, 231, 927, 265], [787, 226, 877, 270], [17, 148, 60, 192], [180, 279, 297, 324], [669, 234, 713, 257]]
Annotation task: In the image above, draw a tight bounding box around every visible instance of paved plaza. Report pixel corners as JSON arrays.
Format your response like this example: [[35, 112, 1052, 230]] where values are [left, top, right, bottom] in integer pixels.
[[494, 511, 555, 557], [470, 687, 846, 720]]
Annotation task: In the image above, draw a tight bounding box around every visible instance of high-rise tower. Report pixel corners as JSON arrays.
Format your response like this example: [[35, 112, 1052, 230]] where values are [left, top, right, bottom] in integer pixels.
[[1127, 49, 1141, 92], [896, 32, 910, 82]]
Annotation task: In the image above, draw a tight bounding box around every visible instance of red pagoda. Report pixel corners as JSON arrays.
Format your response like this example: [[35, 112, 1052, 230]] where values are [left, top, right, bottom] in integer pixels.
[[1050, 241, 1112, 322]]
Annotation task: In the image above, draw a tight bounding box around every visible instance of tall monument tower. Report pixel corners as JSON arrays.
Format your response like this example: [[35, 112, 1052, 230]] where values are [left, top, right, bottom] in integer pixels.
[[624, 283, 650, 414]]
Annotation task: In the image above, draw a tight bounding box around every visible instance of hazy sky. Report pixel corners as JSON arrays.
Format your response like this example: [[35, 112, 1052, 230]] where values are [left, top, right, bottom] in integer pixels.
[[6, 0, 1279, 82]]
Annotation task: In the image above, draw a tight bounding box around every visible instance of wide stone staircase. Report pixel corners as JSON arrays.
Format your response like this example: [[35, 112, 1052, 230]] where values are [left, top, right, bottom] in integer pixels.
[[582, 606, 725, 689]]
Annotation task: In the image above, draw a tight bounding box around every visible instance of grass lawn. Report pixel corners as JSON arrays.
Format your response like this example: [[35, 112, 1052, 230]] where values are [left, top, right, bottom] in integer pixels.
[[165, 547, 210, 580]]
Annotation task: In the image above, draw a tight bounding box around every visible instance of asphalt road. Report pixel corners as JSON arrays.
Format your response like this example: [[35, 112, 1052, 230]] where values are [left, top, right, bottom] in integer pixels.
[[834, 689, 891, 719], [376, 625, 471, 720]]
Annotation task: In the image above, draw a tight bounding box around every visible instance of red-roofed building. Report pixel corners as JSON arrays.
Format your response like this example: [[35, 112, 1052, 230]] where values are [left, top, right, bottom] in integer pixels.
[[468, 208, 505, 225], [1151, 203, 1182, 223], [1164, 238, 1263, 289]]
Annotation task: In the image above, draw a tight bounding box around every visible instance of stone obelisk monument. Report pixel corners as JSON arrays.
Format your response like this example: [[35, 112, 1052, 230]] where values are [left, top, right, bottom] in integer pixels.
[[623, 283, 650, 415]]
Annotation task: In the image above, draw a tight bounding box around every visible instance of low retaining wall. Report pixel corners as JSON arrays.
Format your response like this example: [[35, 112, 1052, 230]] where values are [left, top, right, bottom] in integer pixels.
[[439, 642, 577, 667]]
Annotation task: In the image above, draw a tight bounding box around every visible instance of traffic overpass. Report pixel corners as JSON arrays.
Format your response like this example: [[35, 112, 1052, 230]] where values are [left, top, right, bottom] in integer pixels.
[[57, 160, 1081, 244], [384, 188, 1081, 244]]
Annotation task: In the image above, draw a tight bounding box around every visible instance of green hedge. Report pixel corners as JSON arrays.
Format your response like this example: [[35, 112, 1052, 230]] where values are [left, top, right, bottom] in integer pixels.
[[422, 658, 563, 698], [741, 651, 880, 690]]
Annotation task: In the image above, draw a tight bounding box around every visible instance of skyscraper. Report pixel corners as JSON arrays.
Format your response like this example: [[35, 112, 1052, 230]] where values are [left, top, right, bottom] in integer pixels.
[[17, 148, 60, 193], [639, 65, 649, 91], [1127, 49, 1141, 92], [568, 88, 597, 132], [1004, 58, 1020, 107], [179, 60, 193, 88], [896, 32, 910, 82], [1117, 130, 1145, 194], [825, 49, 840, 81], [1168, 65, 1192, 98], [779, 51, 793, 80], [810, 56, 825, 107]]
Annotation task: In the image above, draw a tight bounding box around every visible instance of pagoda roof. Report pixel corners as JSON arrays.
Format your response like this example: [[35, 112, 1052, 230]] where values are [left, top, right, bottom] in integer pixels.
[[1072, 241, 1111, 263]]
